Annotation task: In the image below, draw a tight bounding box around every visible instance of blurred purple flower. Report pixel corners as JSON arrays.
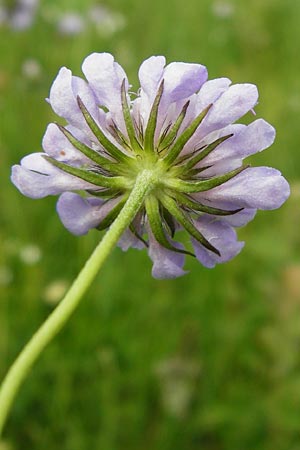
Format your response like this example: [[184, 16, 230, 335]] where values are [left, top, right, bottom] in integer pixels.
[[0, 6, 8, 26], [11, 53, 290, 278], [10, 0, 39, 30]]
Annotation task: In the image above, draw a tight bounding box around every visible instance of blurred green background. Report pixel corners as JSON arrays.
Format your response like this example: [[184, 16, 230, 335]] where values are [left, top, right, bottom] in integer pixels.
[[0, 0, 299, 449]]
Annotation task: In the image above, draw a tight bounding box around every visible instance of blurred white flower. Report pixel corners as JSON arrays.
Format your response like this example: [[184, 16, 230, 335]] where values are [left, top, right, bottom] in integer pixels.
[[19, 244, 42, 265], [0, 266, 13, 286], [288, 93, 300, 112], [20, 0, 39, 7], [88, 5, 125, 35], [212, 1, 234, 18], [22, 58, 42, 79], [155, 357, 200, 418], [43, 279, 69, 304], [57, 12, 85, 35]]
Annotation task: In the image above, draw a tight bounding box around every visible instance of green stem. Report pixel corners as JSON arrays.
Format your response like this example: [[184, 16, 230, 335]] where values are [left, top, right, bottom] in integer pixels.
[[0, 169, 155, 437]]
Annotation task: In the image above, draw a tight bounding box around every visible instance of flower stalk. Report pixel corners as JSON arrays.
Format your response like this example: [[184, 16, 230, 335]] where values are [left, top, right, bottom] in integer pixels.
[[0, 169, 155, 436], [5, 52, 291, 437]]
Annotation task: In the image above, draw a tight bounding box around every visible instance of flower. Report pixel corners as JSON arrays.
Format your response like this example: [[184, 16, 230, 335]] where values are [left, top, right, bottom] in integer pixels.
[[11, 53, 290, 279], [57, 12, 86, 36], [87, 5, 125, 36], [10, 0, 39, 31]]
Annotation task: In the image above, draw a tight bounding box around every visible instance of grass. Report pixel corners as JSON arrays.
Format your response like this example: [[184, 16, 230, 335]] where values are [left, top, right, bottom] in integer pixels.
[[0, 0, 300, 449]]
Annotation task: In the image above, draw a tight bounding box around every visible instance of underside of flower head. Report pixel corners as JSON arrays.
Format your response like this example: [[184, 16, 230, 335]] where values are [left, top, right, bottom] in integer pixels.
[[11, 53, 290, 278]]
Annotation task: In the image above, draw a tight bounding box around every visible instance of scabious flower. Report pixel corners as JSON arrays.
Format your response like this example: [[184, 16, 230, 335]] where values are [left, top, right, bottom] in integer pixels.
[[11, 53, 290, 278]]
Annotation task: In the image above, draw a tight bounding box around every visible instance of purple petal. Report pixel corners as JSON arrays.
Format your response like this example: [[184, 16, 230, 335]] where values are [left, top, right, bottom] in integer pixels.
[[191, 193, 257, 226], [180, 78, 232, 138], [219, 208, 257, 227], [49, 67, 99, 130], [82, 52, 127, 114], [42, 123, 90, 166], [191, 124, 246, 176], [11, 153, 95, 199], [49, 67, 75, 119], [198, 167, 290, 210], [200, 159, 244, 178], [118, 229, 145, 251], [191, 216, 244, 268], [196, 77, 232, 110], [56, 192, 121, 235], [20, 152, 58, 173], [139, 57, 208, 105], [204, 119, 276, 167], [197, 83, 259, 137], [137, 57, 208, 135], [118, 212, 147, 251], [148, 231, 187, 279], [181, 113, 245, 159], [161, 61, 208, 105], [71, 75, 101, 121], [138, 55, 166, 101], [135, 56, 166, 129]]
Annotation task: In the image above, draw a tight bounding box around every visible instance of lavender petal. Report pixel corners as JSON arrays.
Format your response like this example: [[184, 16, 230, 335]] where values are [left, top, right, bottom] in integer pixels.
[[198, 166, 290, 210], [191, 216, 244, 268], [56, 192, 121, 235], [42, 123, 90, 166], [161, 61, 208, 105], [118, 229, 145, 251], [195, 77, 232, 111], [11, 153, 95, 199], [148, 231, 187, 279], [204, 119, 276, 170], [138, 55, 166, 101], [179, 78, 232, 140], [198, 83, 259, 138], [49, 67, 100, 131], [81, 52, 128, 132]]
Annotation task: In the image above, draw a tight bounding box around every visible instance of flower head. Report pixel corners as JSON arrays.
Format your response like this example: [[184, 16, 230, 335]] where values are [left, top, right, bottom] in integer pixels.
[[11, 53, 290, 278]]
